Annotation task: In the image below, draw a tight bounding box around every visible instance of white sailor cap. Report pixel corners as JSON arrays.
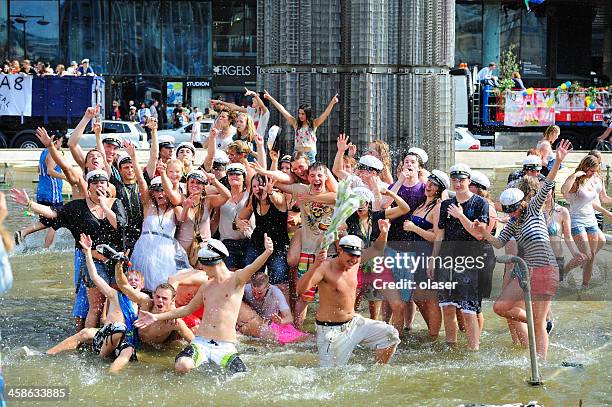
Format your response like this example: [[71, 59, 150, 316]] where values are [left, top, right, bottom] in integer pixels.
[[428, 169, 450, 190], [149, 176, 163, 191], [187, 169, 207, 184], [339, 235, 363, 256], [408, 147, 428, 164], [358, 155, 384, 172], [85, 169, 109, 183], [116, 152, 132, 167], [500, 188, 525, 213], [102, 134, 122, 147], [176, 142, 196, 155], [469, 170, 490, 190], [158, 135, 175, 148], [226, 163, 246, 175], [523, 155, 542, 170], [449, 163, 472, 179], [353, 187, 375, 204], [213, 150, 230, 165], [197, 239, 229, 265]]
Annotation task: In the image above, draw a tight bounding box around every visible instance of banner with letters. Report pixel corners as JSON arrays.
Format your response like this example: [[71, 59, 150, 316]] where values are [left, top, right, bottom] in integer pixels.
[[0, 74, 32, 116], [504, 90, 555, 127]]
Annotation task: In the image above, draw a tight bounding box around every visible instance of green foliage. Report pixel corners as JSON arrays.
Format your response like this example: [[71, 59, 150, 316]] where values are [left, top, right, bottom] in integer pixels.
[[499, 44, 519, 83]]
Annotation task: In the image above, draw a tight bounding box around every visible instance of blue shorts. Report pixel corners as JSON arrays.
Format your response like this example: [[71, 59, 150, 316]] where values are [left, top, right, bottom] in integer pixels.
[[222, 239, 249, 270], [77, 249, 115, 288], [387, 246, 413, 302], [438, 299, 481, 315], [244, 243, 289, 285], [73, 249, 89, 318], [303, 150, 316, 164], [570, 224, 599, 236]]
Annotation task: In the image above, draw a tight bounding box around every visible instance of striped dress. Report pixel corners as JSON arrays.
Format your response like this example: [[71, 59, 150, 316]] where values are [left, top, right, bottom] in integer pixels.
[[497, 179, 557, 269]]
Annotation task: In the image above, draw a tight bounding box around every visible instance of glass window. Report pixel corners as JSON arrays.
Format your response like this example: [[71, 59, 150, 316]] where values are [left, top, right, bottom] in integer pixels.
[[9, 0, 60, 63], [161, 1, 212, 76], [520, 12, 547, 77], [103, 122, 124, 133], [213, 0, 256, 57], [0, 2, 7, 59], [500, 7, 521, 58], [107, 1, 162, 75], [455, 4, 483, 67], [59, 0, 109, 75], [200, 122, 212, 133]]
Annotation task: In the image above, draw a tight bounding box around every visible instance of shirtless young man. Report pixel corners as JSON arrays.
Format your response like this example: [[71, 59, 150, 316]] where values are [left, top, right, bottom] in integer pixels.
[[114, 260, 194, 345], [47, 234, 139, 373], [135, 235, 274, 374], [297, 226, 400, 367]]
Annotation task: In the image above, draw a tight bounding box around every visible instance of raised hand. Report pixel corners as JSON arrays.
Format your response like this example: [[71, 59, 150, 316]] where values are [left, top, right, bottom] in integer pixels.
[[248, 161, 265, 173], [9, 188, 30, 206], [378, 218, 390, 234], [264, 177, 276, 195], [263, 90, 271, 100], [204, 172, 216, 184], [134, 310, 157, 329], [244, 87, 256, 97], [93, 121, 102, 135], [145, 117, 158, 131], [337, 133, 349, 152], [156, 161, 167, 174], [555, 139, 572, 162], [263, 233, 274, 253], [123, 140, 136, 157], [331, 93, 339, 104], [255, 134, 264, 146], [35, 127, 53, 147], [314, 248, 328, 265], [84, 106, 98, 119], [79, 233, 93, 251]]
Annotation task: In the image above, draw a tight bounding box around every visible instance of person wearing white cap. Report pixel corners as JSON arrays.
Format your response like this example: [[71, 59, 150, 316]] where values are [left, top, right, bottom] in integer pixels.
[[67, 105, 122, 181], [128, 155, 188, 292], [111, 147, 143, 251], [297, 231, 401, 367], [345, 186, 410, 329], [176, 142, 196, 182], [427, 163, 490, 351], [135, 234, 275, 375], [507, 153, 544, 185], [11, 168, 128, 330], [399, 169, 449, 337], [175, 168, 230, 259], [474, 139, 572, 360]]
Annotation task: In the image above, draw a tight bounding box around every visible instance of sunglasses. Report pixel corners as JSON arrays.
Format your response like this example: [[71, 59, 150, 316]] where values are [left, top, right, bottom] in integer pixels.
[[501, 202, 522, 214]]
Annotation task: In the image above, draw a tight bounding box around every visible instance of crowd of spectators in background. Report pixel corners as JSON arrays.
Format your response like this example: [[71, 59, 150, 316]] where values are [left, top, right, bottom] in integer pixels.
[[2, 58, 95, 77]]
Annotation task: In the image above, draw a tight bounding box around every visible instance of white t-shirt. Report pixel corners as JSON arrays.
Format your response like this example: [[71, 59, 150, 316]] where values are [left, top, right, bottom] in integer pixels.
[[191, 122, 202, 143], [247, 107, 270, 138], [477, 66, 494, 81], [244, 284, 290, 320]]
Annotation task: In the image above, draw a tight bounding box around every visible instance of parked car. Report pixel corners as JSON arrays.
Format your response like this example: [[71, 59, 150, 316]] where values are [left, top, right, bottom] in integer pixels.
[[66, 120, 149, 149], [157, 120, 214, 144], [455, 127, 481, 150]]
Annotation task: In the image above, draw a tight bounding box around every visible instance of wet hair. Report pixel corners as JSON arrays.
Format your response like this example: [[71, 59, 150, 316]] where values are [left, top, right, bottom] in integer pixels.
[[526, 148, 542, 158], [251, 272, 269, 287], [227, 140, 252, 158], [297, 104, 313, 128], [571, 155, 601, 192], [248, 174, 270, 207], [84, 149, 102, 172], [343, 155, 357, 170], [217, 108, 237, 126], [127, 269, 145, 285], [291, 151, 309, 163], [236, 112, 257, 142], [154, 283, 176, 298], [308, 161, 328, 173], [543, 125, 560, 142], [517, 175, 540, 201], [404, 152, 424, 168]]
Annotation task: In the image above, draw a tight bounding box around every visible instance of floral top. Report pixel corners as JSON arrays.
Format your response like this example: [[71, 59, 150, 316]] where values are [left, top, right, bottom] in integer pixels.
[[295, 126, 317, 150]]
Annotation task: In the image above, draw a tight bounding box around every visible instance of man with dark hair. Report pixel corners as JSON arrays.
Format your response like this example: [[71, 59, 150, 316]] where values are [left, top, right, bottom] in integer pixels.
[[110, 149, 143, 251]]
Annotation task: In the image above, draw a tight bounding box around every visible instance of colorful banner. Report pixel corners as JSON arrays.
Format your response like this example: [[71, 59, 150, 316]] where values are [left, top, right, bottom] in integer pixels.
[[504, 90, 555, 127], [0, 74, 32, 116]]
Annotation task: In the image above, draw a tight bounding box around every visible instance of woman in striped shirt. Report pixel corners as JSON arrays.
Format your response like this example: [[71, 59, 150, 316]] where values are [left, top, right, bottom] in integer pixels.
[[474, 139, 571, 360]]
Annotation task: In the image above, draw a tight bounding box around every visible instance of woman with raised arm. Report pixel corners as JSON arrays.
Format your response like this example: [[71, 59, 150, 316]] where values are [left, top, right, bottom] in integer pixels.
[[212, 88, 270, 137], [263, 90, 338, 164], [11, 169, 127, 330], [475, 139, 572, 360]]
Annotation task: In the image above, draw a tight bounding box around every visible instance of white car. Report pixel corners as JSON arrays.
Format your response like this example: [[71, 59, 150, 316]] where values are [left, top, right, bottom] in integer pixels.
[[455, 127, 481, 150], [66, 120, 149, 149], [157, 120, 214, 144]]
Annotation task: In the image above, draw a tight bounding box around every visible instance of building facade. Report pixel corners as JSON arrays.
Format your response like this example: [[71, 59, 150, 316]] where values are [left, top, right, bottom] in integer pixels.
[[0, 0, 256, 123]]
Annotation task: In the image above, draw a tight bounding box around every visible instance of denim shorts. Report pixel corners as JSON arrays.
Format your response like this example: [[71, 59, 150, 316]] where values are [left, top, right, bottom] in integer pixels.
[[222, 239, 249, 270], [303, 150, 316, 164], [78, 251, 115, 288], [244, 243, 289, 284], [438, 299, 481, 315], [570, 223, 599, 236]]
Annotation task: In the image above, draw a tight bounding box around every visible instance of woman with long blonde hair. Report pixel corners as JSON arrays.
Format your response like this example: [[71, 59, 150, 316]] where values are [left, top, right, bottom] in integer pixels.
[[367, 140, 394, 184], [561, 154, 611, 287]]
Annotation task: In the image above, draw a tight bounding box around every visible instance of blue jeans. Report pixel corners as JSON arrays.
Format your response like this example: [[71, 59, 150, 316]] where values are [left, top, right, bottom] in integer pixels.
[[222, 239, 249, 270], [73, 249, 89, 319], [244, 243, 289, 284]]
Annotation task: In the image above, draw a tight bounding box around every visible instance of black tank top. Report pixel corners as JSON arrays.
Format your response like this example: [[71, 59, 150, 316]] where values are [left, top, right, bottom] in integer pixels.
[[251, 199, 289, 249]]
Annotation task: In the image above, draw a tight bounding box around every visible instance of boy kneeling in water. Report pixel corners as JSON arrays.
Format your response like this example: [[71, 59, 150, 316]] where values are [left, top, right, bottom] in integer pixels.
[[135, 234, 273, 374], [47, 234, 140, 373]]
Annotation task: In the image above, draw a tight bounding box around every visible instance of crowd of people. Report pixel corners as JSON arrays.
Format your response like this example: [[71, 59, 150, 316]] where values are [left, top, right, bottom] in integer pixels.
[[5, 87, 611, 374], [2, 58, 95, 77]]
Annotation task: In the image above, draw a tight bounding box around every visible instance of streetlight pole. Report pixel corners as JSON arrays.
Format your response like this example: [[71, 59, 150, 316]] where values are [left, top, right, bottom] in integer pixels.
[[10, 14, 50, 60]]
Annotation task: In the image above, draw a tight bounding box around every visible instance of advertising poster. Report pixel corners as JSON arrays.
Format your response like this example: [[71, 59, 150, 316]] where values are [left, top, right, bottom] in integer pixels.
[[504, 90, 555, 127], [166, 82, 183, 106]]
